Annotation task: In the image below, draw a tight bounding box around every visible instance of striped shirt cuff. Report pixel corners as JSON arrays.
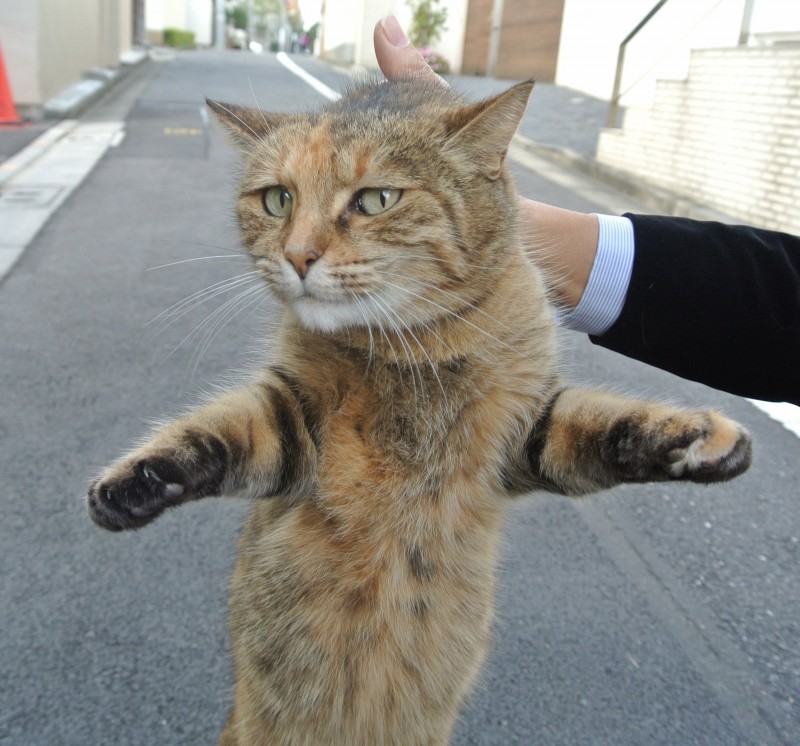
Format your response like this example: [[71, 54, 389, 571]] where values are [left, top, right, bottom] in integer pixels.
[[560, 214, 634, 335]]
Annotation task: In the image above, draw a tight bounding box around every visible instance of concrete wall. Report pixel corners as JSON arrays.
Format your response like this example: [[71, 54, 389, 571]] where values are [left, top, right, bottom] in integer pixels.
[[0, 0, 133, 109], [597, 46, 800, 234], [556, 0, 745, 103], [320, 0, 359, 63], [556, 0, 800, 103], [0, 0, 40, 105], [145, 0, 212, 46]]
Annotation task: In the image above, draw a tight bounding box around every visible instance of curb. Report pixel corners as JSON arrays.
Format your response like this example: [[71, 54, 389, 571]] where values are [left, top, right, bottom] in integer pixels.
[[43, 48, 150, 120], [0, 120, 78, 188]]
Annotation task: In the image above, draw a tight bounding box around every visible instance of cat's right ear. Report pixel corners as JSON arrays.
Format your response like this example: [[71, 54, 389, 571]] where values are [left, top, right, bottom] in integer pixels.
[[205, 99, 284, 147], [445, 81, 534, 180]]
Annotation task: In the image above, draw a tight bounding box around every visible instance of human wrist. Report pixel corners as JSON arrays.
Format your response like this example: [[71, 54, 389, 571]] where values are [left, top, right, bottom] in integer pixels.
[[518, 197, 599, 308], [566, 214, 634, 335]]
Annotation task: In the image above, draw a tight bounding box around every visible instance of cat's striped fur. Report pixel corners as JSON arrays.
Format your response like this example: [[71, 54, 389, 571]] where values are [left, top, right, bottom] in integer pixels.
[[88, 80, 751, 745]]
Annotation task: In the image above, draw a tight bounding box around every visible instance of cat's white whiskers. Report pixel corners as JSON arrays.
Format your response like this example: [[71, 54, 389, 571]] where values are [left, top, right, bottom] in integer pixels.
[[427, 284, 515, 334], [177, 283, 262, 364], [393, 306, 448, 400], [150, 271, 260, 322], [354, 294, 407, 385], [247, 76, 273, 139], [147, 255, 247, 271], [211, 101, 263, 140], [372, 275, 515, 351], [369, 295, 417, 397], [349, 294, 377, 365], [157, 238, 249, 257], [370, 295, 425, 398], [149, 272, 262, 333], [395, 298, 457, 359], [373, 264, 515, 334], [188, 284, 265, 382], [381, 252, 496, 272], [159, 283, 262, 370], [368, 292, 451, 401]]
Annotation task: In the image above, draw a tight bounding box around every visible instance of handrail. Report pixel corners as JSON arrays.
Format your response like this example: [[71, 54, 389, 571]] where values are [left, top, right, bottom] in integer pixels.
[[606, 0, 670, 128], [605, 0, 758, 128]]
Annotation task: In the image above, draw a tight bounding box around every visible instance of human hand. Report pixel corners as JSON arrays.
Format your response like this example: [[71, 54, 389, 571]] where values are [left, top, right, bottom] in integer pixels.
[[373, 15, 447, 85]]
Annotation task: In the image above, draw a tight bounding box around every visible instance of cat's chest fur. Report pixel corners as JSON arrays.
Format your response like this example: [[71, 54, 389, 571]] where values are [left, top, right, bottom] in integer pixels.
[[278, 263, 558, 510]]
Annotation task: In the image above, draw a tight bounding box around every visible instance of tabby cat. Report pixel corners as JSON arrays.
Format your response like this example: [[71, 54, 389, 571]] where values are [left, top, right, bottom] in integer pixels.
[[87, 79, 752, 745]]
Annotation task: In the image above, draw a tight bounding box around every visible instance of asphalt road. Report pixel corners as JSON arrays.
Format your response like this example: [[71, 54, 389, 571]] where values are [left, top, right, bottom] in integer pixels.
[[1, 51, 798, 746]]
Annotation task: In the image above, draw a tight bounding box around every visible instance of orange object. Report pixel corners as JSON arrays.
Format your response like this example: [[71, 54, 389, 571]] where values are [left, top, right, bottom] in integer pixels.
[[0, 43, 24, 126]]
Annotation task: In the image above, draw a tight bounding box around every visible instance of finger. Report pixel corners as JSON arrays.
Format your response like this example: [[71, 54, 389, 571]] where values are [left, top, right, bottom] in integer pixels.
[[373, 15, 447, 85]]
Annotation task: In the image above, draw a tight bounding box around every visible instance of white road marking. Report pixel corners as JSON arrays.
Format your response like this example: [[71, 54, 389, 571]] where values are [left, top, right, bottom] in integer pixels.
[[276, 52, 341, 102], [0, 120, 125, 282], [747, 399, 800, 438]]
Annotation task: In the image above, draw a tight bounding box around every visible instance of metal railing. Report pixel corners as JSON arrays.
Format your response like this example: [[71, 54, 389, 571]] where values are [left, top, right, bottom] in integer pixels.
[[606, 0, 758, 128]]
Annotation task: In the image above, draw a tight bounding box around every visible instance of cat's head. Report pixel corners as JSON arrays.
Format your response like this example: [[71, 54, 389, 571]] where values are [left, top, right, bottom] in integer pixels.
[[208, 79, 532, 334]]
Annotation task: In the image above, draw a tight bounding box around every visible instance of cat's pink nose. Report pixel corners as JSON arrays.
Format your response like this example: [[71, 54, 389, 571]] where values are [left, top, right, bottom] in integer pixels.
[[285, 248, 321, 280]]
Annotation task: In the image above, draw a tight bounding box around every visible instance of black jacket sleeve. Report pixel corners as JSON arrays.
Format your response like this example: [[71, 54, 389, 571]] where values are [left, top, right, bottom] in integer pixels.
[[590, 214, 800, 405]]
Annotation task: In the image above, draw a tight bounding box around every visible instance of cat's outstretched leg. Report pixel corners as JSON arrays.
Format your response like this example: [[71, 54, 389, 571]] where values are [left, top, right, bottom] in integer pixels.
[[508, 388, 752, 496], [87, 371, 318, 531]]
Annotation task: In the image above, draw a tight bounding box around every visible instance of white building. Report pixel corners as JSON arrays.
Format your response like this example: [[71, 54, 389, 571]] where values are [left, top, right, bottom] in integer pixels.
[[556, 0, 800, 234], [145, 0, 213, 47], [555, 0, 800, 107]]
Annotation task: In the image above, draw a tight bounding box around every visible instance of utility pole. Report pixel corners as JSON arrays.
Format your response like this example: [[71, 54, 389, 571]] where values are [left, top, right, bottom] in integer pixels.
[[486, 0, 505, 77], [132, 0, 145, 46], [279, 0, 287, 53], [215, 0, 227, 50]]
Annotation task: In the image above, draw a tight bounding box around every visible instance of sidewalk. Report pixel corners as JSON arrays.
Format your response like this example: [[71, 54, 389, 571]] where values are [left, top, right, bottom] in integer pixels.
[[0, 50, 152, 179], [0, 54, 158, 281]]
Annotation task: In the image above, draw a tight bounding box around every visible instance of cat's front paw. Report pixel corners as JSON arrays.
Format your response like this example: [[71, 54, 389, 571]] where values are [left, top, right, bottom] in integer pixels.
[[604, 410, 752, 484], [663, 412, 752, 483], [87, 431, 229, 531], [87, 457, 189, 531]]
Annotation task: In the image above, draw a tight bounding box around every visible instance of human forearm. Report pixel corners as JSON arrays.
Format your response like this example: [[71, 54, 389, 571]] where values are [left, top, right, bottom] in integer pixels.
[[518, 197, 599, 309]]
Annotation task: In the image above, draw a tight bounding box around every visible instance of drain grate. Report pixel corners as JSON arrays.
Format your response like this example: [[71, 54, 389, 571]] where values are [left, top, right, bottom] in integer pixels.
[[0, 184, 64, 209]]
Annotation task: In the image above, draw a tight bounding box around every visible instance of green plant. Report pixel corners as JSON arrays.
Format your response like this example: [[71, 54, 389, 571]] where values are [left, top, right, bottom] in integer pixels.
[[420, 47, 450, 75], [406, 0, 448, 47], [163, 28, 196, 49], [227, 4, 248, 30]]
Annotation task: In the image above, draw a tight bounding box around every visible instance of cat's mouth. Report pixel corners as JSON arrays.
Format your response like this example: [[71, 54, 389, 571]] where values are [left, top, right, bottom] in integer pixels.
[[273, 260, 417, 333], [289, 282, 410, 334], [293, 281, 345, 304]]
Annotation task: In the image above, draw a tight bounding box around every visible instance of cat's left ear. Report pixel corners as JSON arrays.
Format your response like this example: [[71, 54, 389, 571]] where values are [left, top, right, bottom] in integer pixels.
[[206, 99, 285, 147], [446, 81, 534, 180]]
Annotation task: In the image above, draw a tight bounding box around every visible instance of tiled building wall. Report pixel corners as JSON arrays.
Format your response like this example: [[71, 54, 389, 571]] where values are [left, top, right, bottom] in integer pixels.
[[597, 46, 800, 234]]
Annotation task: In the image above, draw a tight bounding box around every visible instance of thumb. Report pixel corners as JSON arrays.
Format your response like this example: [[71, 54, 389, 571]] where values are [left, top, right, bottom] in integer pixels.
[[374, 15, 445, 84]]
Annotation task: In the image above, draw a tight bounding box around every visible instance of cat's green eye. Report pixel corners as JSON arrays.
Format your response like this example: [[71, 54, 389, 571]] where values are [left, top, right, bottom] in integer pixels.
[[262, 186, 293, 217], [355, 188, 402, 216]]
